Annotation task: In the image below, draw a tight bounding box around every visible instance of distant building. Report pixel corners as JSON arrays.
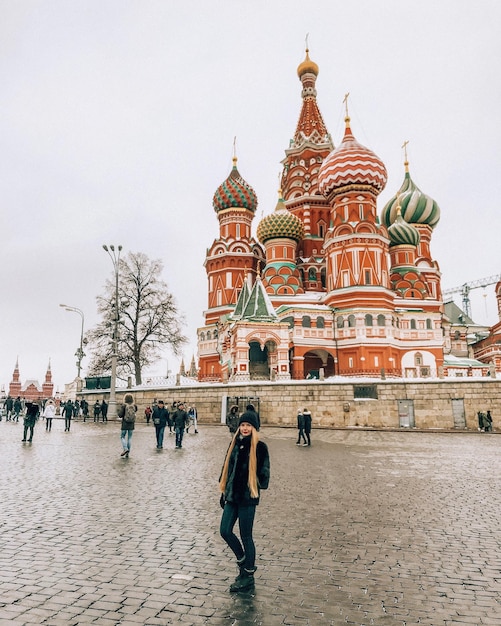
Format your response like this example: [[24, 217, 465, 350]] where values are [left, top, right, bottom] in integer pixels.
[[197, 48, 447, 382], [8, 359, 54, 400]]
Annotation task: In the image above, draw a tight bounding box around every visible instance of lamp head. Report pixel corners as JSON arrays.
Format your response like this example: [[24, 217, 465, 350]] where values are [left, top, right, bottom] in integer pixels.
[[102, 244, 108, 251]]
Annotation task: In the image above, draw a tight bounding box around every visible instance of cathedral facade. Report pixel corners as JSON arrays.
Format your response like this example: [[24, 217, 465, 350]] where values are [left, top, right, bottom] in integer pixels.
[[197, 50, 445, 382]]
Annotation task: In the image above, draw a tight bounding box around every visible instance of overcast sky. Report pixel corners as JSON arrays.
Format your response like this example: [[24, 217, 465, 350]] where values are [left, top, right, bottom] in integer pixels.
[[1, 0, 500, 393]]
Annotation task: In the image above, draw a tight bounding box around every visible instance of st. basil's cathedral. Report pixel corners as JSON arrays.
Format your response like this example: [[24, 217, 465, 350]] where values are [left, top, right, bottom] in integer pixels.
[[197, 48, 462, 383]]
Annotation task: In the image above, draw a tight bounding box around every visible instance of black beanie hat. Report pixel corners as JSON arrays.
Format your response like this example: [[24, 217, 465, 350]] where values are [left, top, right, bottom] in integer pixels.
[[238, 411, 259, 431]]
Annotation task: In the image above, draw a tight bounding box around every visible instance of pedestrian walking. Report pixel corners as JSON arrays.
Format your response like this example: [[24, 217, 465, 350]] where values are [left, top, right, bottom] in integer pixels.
[[101, 399, 108, 422], [63, 400, 74, 432], [118, 394, 136, 457], [13, 396, 22, 422], [5, 396, 14, 421], [296, 409, 307, 445], [43, 399, 56, 432], [226, 405, 240, 434], [187, 405, 199, 433], [152, 400, 169, 449], [219, 410, 270, 592], [173, 402, 189, 449], [484, 410, 493, 432], [22, 399, 40, 443], [93, 401, 101, 422], [144, 406, 152, 425], [303, 407, 312, 446]]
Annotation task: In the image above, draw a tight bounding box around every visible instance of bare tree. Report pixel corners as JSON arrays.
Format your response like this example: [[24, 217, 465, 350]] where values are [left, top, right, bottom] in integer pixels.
[[86, 251, 187, 385]]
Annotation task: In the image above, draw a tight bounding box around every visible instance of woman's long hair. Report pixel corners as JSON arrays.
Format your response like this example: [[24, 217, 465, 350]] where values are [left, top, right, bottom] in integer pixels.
[[219, 426, 259, 498]]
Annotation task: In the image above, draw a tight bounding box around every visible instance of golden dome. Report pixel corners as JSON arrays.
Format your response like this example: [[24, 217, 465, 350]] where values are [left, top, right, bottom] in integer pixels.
[[297, 49, 319, 78]]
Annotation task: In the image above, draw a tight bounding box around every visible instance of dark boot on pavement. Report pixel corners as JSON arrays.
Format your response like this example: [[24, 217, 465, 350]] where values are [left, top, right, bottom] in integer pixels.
[[230, 567, 256, 592]]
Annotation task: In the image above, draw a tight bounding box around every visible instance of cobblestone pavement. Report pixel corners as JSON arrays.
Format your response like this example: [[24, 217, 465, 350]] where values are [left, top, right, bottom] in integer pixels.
[[1, 417, 501, 625]]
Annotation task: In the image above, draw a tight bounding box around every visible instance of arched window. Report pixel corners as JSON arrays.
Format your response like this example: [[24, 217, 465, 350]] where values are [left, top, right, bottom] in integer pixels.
[[426, 318, 432, 330], [414, 352, 423, 366], [302, 316, 311, 328], [320, 267, 326, 288], [308, 268, 316, 281], [454, 330, 461, 340], [206, 331, 211, 340], [200, 332, 205, 341], [410, 319, 417, 330], [282, 316, 294, 328], [377, 314, 386, 327], [316, 316, 325, 329], [337, 315, 344, 328], [348, 314, 356, 328], [365, 314, 373, 327]]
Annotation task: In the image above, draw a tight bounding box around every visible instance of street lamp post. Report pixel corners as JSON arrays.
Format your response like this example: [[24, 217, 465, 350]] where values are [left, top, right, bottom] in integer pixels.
[[103, 244, 122, 420], [60, 304, 86, 391]]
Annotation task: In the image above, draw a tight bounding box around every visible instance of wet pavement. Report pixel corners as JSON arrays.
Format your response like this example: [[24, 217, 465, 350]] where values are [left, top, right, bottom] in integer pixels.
[[1, 416, 500, 625]]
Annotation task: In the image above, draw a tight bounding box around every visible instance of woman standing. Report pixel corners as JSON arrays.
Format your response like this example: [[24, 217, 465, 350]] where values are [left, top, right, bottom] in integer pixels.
[[219, 411, 270, 592], [43, 399, 56, 432], [118, 394, 136, 457]]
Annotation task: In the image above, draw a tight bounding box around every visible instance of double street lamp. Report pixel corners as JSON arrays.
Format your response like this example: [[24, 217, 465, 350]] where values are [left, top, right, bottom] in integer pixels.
[[60, 304, 86, 391], [103, 244, 123, 420]]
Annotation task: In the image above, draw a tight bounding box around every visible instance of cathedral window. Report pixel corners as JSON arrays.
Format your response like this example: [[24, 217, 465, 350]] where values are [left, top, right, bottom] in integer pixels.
[[359, 204, 364, 220], [364, 270, 371, 285], [302, 316, 311, 328], [377, 314, 386, 327], [410, 319, 417, 330], [342, 270, 350, 287], [217, 290, 222, 306], [316, 317, 325, 329], [226, 272, 232, 288], [236, 224, 241, 238], [200, 332, 205, 341], [414, 353, 423, 366], [365, 314, 373, 326], [348, 314, 356, 328], [337, 316, 344, 329], [308, 268, 316, 281], [426, 318, 432, 330], [206, 331, 211, 340], [320, 268, 326, 288]]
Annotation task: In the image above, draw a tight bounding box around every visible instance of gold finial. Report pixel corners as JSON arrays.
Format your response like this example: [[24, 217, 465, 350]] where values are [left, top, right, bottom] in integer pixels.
[[305, 33, 309, 51], [343, 93, 350, 117], [232, 136, 237, 167], [401, 140, 409, 172]]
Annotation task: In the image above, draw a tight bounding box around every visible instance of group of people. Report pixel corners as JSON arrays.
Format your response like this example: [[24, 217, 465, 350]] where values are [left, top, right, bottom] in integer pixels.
[[296, 408, 312, 446], [477, 410, 493, 432], [118, 397, 199, 456]]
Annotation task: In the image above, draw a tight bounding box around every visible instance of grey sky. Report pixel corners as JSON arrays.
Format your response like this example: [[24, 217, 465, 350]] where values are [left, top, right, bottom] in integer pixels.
[[1, 0, 500, 392]]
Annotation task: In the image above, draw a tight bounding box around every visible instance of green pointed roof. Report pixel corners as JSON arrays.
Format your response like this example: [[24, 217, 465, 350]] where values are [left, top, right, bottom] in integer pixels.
[[232, 280, 251, 319], [240, 275, 277, 321]]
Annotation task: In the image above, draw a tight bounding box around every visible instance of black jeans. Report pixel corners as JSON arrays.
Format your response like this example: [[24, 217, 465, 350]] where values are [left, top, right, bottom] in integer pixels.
[[297, 427, 306, 444], [220, 502, 257, 570], [46, 418, 52, 431], [304, 429, 311, 445], [23, 424, 34, 441]]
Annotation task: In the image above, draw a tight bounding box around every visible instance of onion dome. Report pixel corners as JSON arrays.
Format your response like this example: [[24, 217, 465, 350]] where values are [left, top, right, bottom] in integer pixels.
[[318, 117, 388, 198], [381, 161, 440, 229], [257, 192, 305, 244], [213, 157, 258, 213], [297, 48, 319, 78], [388, 206, 420, 247]]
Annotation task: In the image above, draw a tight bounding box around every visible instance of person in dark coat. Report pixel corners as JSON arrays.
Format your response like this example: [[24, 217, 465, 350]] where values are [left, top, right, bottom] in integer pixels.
[[296, 409, 307, 445], [63, 400, 74, 432], [302, 408, 312, 446], [173, 402, 189, 449], [118, 393, 136, 457], [22, 400, 40, 443], [152, 400, 169, 449], [101, 399, 108, 422], [226, 405, 240, 434], [219, 411, 270, 592]]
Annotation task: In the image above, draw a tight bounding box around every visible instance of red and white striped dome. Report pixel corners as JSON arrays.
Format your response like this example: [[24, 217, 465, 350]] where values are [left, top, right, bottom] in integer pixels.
[[318, 118, 387, 198]]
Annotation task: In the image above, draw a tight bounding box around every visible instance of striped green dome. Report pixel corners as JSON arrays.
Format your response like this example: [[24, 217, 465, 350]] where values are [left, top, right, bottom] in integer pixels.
[[388, 208, 420, 247], [213, 158, 258, 213], [381, 169, 440, 229], [257, 196, 305, 244]]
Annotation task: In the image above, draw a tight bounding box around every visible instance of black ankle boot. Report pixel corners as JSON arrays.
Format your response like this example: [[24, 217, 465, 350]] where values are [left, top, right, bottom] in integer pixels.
[[230, 567, 256, 592]]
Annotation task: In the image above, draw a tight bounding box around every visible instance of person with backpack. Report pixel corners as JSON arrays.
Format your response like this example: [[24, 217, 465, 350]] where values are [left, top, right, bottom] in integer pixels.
[[118, 394, 136, 457]]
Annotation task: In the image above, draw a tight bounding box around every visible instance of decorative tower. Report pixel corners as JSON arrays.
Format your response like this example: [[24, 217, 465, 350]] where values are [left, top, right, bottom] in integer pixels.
[[381, 149, 442, 300], [9, 358, 22, 398], [257, 190, 305, 296], [42, 360, 54, 398], [319, 106, 392, 309], [281, 46, 334, 291], [204, 155, 263, 324]]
